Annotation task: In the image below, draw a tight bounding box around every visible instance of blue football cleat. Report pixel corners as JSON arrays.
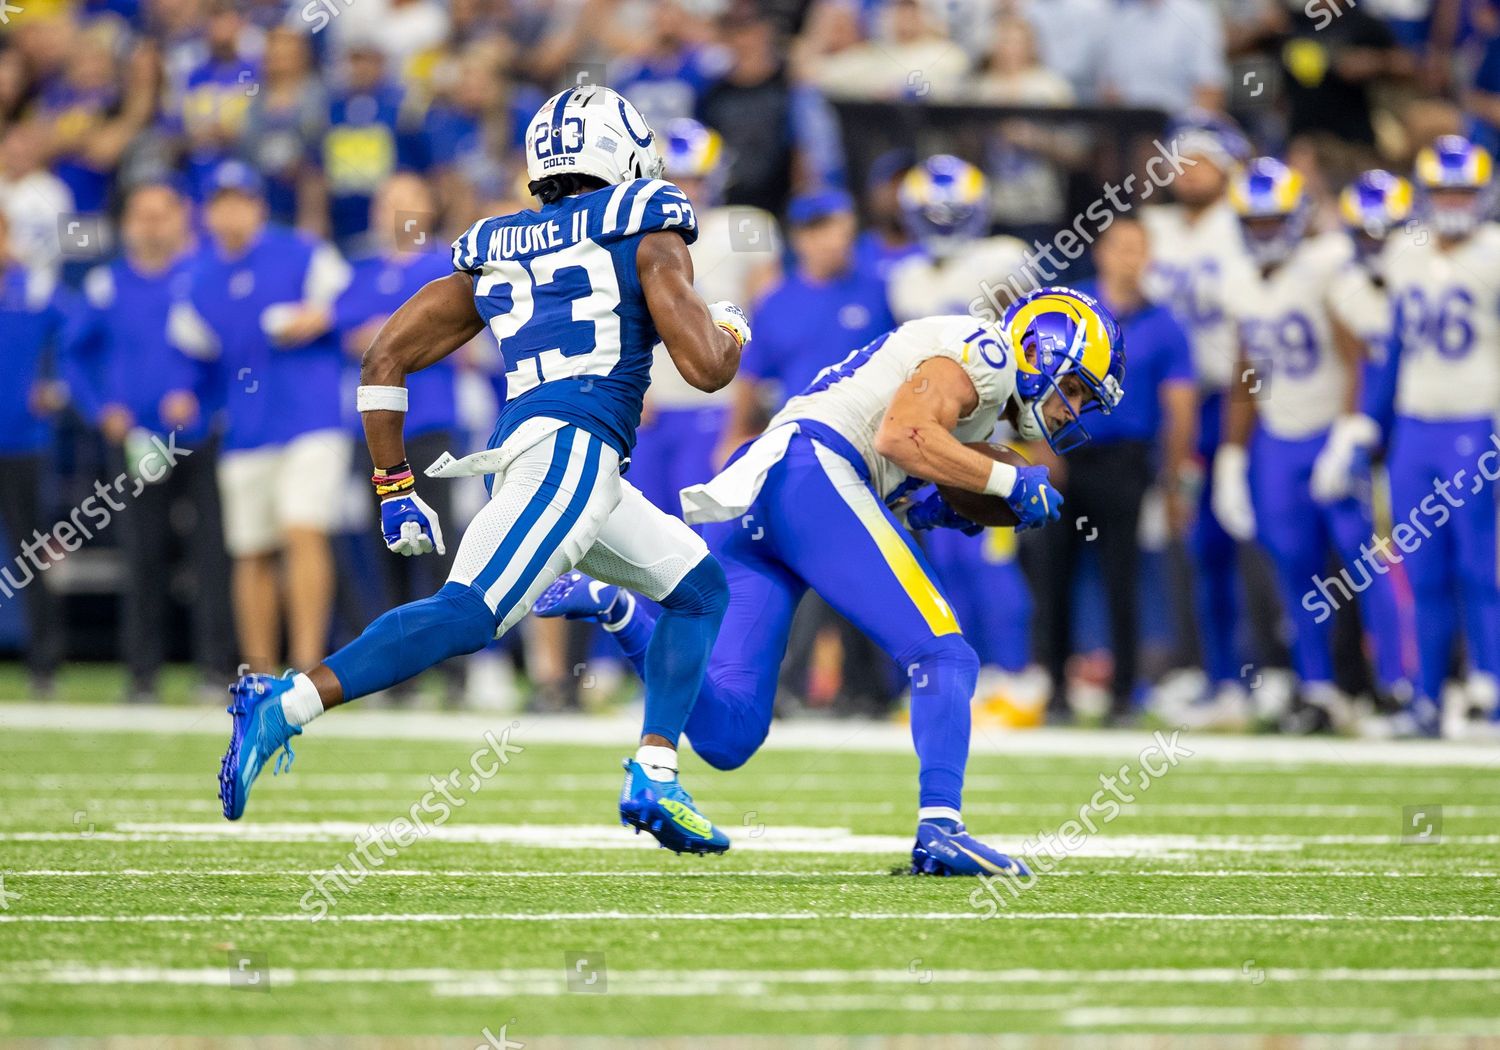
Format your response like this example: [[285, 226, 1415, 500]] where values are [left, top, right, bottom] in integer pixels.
[[219, 673, 302, 820], [532, 571, 623, 622], [910, 820, 1031, 877], [619, 759, 731, 855]]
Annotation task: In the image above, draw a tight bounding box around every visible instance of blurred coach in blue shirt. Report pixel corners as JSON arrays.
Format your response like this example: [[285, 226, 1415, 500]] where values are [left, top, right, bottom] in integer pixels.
[[726, 188, 893, 456], [172, 160, 352, 675], [333, 172, 465, 703], [0, 210, 72, 694], [1036, 218, 1197, 724], [71, 181, 233, 700]]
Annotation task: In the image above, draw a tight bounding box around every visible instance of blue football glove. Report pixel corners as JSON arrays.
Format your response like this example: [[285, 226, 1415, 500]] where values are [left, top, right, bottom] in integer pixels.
[[381, 492, 446, 556], [1006, 465, 1063, 532], [905, 492, 983, 536]]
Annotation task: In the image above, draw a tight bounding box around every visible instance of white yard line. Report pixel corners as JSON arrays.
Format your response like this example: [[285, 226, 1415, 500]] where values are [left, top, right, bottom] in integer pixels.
[[14, 793, 1500, 819], [5, 868, 1499, 879], [5, 772, 1495, 795], [1060, 1006, 1402, 1028], [5, 703, 1498, 766], [8, 965, 1500, 986], [4, 911, 1498, 924], [2, 868, 878, 878], [4, 822, 1496, 855]]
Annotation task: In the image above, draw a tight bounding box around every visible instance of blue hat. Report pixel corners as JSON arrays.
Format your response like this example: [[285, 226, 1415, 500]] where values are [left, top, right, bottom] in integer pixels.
[[868, 148, 916, 186], [207, 159, 265, 199], [787, 188, 853, 227]]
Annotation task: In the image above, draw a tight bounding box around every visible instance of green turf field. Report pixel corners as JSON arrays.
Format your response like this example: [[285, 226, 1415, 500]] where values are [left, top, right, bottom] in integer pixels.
[[2, 705, 1499, 1040]]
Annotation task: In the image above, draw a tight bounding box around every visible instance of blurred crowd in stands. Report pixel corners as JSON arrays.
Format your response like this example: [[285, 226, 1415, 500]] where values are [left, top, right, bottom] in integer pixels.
[[1, 0, 1497, 730]]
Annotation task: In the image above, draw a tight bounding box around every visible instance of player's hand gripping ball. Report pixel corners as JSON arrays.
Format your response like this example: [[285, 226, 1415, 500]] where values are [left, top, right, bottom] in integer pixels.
[[937, 442, 1062, 532]]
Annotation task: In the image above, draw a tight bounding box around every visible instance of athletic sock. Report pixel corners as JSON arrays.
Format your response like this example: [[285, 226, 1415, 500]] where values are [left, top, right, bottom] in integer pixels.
[[918, 806, 963, 831], [600, 589, 635, 629], [280, 673, 325, 727], [634, 743, 679, 782], [602, 595, 656, 676]]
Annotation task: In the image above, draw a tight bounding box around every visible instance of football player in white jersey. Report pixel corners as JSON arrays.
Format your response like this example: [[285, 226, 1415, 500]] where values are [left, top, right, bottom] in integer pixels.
[[538, 288, 1126, 875], [886, 155, 1029, 322], [1211, 158, 1408, 733], [218, 86, 757, 851], [631, 118, 782, 515], [1327, 170, 1414, 364], [885, 155, 1040, 718], [1141, 113, 1260, 714], [1357, 137, 1500, 734], [1140, 114, 1272, 717]]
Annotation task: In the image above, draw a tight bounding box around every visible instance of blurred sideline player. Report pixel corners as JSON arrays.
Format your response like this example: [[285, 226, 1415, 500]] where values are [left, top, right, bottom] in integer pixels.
[[1141, 114, 1259, 716], [1327, 170, 1423, 732], [1361, 137, 1500, 735], [1051, 219, 1198, 727], [218, 86, 752, 854], [538, 288, 1126, 874], [631, 118, 781, 516], [1211, 158, 1408, 733], [887, 155, 1043, 724], [887, 155, 1028, 323]]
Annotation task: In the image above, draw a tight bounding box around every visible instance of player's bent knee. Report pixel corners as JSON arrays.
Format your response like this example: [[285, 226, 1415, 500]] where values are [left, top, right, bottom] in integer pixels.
[[689, 729, 762, 771], [660, 554, 729, 618], [398, 582, 497, 663], [903, 635, 980, 696]]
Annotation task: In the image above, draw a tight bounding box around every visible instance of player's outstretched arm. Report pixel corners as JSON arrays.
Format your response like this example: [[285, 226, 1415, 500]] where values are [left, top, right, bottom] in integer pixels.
[[873, 356, 995, 492], [359, 272, 485, 557], [637, 230, 743, 393], [359, 272, 485, 470]]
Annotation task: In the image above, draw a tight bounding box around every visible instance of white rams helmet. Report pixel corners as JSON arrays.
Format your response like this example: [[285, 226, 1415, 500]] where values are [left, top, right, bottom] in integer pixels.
[[525, 85, 665, 187]]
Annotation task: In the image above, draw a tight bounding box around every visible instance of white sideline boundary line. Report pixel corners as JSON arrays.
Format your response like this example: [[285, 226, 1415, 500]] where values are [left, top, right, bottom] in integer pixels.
[[4, 911, 1498, 924], [9, 965, 1500, 986], [7, 867, 1500, 879], [5, 822, 1496, 854], [4, 703, 1498, 765]]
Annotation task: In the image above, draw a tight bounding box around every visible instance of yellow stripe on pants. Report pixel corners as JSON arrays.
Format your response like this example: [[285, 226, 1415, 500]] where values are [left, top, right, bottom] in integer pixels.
[[812, 442, 960, 637]]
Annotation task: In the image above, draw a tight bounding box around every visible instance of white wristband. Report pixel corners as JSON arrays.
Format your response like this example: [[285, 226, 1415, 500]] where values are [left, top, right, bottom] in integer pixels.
[[983, 460, 1019, 498], [356, 385, 408, 413]]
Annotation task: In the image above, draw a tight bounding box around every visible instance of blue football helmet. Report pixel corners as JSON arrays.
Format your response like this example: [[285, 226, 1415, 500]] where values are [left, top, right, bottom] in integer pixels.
[[898, 154, 990, 256], [661, 117, 726, 203], [1339, 169, 1414, 260], [1165, 109, 1252, 173], [1002, 287, 1126, 454], [1229, 157, 1310, 267], [1414, 135, 1495, 239]]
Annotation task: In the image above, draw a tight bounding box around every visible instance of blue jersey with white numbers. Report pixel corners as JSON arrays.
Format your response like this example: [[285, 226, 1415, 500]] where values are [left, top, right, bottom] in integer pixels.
[[452, 179, 698, 459]]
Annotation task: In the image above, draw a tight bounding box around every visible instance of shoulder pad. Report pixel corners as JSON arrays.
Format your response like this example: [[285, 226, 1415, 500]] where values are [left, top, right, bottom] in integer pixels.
[[594, 179, 698, 245]]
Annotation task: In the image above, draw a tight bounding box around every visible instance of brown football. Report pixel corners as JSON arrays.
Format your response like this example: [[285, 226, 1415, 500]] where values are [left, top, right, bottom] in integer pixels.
[[937, 443, 1031, 528]]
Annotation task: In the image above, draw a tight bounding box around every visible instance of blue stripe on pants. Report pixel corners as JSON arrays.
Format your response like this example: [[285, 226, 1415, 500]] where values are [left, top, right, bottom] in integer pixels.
[[489, 433, 603, 620], [472, 428, 577, 595]]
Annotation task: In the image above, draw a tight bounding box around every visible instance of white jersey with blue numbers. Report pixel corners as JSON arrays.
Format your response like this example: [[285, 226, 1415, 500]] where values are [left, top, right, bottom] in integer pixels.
[[1226, 231, 1351, 440], [766, 315, 1018, 501], [1381, 221, 1500, 422], [451, 177, 698, 457], [1142, 200, 1257, 392], [1328, 258, 1393, 364]]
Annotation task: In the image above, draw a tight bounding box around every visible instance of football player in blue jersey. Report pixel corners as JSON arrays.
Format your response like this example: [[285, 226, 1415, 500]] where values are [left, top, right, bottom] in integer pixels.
[[538, 288, 1126, 875], [218, 87, 752, 853]]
